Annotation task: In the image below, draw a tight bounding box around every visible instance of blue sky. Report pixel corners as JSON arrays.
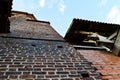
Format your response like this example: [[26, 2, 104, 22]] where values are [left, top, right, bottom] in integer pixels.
[[13, 0, 120, 37]]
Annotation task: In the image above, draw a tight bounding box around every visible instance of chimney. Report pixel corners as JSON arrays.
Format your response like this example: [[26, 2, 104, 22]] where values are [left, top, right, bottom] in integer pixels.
[[0, 0, 13, 33]]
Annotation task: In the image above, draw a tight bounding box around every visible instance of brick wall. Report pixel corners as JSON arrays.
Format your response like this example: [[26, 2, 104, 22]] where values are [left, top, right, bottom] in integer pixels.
[[0, 11, 101, 79]]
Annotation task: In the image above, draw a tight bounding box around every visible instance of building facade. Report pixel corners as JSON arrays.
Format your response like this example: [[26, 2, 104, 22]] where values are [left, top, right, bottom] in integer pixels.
[[0, 8, 101, 79]]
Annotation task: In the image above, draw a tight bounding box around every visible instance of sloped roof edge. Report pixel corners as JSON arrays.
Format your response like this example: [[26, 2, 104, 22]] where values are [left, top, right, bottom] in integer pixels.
[[73, 18, 120, 26], [12, 10, 37, 20]]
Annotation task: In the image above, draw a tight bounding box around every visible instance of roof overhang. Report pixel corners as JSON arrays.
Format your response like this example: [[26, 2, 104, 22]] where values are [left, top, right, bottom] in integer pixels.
[[64, 18, 120, 45]]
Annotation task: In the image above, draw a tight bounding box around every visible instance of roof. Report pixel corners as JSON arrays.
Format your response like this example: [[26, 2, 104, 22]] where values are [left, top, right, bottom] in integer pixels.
[[64, 18, 120, 44], [11, 10, 37, 20]]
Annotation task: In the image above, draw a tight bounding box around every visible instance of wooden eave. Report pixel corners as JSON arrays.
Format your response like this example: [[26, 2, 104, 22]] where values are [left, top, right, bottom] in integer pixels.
[[64, 18, 120, 44]]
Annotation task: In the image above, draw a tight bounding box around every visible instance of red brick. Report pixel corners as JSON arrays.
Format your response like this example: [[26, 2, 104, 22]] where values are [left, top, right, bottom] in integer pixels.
[[19, 75, 35, 79], [102, 75, 113, 79], [64, 68, 76, 71], [113, 75, 120, 79]]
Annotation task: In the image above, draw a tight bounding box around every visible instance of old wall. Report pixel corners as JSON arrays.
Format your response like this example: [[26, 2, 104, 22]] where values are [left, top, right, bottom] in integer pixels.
[[113, 30, 120, 56]]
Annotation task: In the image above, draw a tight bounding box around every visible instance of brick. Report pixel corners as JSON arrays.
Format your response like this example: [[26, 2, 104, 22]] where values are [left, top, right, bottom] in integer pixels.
[[24, 65, 33, 68], [48, 72, 55, 74], [77, 71, 89, 78], [9, 68, 17, 71], [57, 68, 63, 71], [32, 72, 46, 75], [13, 60, 26, 62], [90, 73, 100, 77], [61, 78, 73, 80], [44, 63, 55, 65], [52, 79, 59, 80], [6, 72, 21, 75], [14, 62, 21, 64], [23, 72, 31, 74], [19, 75, 35, 79], [69, 75, 81, 78], [64, 68, 76, 71], [37, 75, 44, 78], [61, 75, 67, 78], [0, 75, 8, 79], [0, 62, 12, 64], [18, 68, 33, 71], [5, 59, 12, 61], [54, 60, 64, 62], [0, 68, 7, 71], [34, 68, 41, 71], [33, 65, 46, 67], [22, 62, 34, 65], [56, 71, 69, 74], [55, 65, 67, 67], [43, 68, 56, 71], [9, 65, 24, 67], [102, 75, 113, 79], [0, 65, 7, 67], [70, 71, 77, 74], [46, 75, 59, 78], [0, 72, 4, 75], [9, 75, 18, 79]]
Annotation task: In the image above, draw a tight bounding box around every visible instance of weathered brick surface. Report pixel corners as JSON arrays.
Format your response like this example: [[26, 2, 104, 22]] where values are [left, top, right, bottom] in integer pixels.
[[0, 37, 101, 79], [79, 50, 120, 80], [0, 18, 64, 41], [0, 14, 102, 79]]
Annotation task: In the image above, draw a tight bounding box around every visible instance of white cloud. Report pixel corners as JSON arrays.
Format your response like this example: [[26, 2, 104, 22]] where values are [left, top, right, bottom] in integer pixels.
[[40, 0, 45, 7], [107, 6, 120, 24], [45, 0, 66, 14], [59, 0, 66, 14], [99, 0, 108, 7]]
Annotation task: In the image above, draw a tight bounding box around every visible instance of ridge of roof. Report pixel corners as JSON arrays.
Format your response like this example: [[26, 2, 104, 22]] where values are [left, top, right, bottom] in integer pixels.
[[73, 18, 120, 26], [12, 10, 37, 20], [27, 19, 50, 24]]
